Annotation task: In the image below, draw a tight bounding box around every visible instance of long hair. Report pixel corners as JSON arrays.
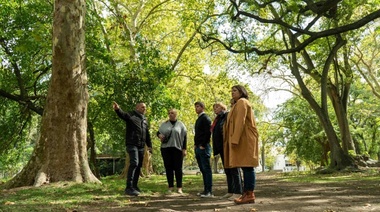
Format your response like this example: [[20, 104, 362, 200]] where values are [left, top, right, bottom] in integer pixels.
[[232, 85, 249, 100]]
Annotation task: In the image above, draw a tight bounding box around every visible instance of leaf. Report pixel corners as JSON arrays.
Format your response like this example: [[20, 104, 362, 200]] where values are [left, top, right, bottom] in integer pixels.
[[4, 201, 15, 205]]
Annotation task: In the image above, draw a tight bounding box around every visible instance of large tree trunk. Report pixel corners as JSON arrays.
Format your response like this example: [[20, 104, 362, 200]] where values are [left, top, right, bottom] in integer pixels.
[[5, 0, 100, 188], [328, 81, 356, 153], [286, 31, 356, 170]]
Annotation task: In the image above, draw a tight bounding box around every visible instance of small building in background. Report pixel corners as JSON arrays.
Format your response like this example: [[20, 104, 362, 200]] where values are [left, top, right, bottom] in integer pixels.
[[273, 154, 306, 172]]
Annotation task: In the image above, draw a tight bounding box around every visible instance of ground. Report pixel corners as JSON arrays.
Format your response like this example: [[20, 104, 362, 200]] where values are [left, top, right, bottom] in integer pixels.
[[90, 171, 380, 212]]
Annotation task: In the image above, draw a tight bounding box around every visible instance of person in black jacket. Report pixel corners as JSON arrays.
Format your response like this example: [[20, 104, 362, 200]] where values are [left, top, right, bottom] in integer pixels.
[[194, 101, 213, 197], [113, 101, 152, 196], [211, 102, 242, 200]]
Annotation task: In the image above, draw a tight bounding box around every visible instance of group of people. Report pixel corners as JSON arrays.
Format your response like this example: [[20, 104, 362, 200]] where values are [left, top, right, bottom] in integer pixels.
[[113, 85, 259, 205]]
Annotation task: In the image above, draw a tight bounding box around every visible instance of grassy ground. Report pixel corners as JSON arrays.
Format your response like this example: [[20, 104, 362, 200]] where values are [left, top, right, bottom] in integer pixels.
[[0, 173, 207, 211], [1, 170, 380, 211]]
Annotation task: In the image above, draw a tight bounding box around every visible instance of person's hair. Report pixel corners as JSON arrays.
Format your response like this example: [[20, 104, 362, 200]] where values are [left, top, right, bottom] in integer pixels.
[[213, 102, 227, 111], [230, 98, 236, 105], [135, 102, 145, 108], [232, 85, 249, 100], [194, 101, 205, 108], [168, 108, 177, 115]]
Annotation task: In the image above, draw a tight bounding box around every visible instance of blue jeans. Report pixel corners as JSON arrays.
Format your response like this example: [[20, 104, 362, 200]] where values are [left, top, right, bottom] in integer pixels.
[[126, 145, 145, 190], [195, 144, 213, 193], [241, 167, 255, 191]]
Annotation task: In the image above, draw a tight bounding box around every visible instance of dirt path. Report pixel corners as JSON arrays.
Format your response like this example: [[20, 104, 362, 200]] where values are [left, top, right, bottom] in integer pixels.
[[103, 172, 380, 212]]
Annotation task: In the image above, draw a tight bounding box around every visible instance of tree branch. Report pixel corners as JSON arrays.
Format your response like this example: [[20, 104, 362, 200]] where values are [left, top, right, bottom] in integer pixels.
[[200, 9, 380, 56]]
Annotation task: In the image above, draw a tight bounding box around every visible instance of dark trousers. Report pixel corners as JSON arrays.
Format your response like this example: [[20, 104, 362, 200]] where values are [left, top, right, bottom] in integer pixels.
[[220, 151, 243, 194], [126, 145, 144, 190], [195, 144, 212, 193], [241, 167, 255, 191], [161, 147, 184, 188]]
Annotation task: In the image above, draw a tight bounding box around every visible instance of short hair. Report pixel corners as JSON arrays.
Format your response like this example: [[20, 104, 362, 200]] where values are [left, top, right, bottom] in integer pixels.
[[213, 102, 227, 111], [194, 101, 205, 108], [232, 85, 249, 100], [135, 102, 146, 109], [168, 108, 178, 115]]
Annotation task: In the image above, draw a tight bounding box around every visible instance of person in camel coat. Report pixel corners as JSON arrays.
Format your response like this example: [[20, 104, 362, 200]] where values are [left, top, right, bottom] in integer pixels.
[[223, 85, 259, 204]]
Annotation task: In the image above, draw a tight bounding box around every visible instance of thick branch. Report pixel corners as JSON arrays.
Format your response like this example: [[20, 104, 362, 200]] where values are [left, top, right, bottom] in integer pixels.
[[201, 9, 380, 56]]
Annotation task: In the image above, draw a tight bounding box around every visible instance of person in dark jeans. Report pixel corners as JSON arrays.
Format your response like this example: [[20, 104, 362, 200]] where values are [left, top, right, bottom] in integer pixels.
[[211, 102, 242, 200], [113, 101, 152, 196], [193, 101, 213, 197]]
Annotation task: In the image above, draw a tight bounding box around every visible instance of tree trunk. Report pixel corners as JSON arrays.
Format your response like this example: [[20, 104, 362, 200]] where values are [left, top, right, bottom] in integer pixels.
[[142, 148, 153, 177], [88, 122, 100, 178], [286, 32, 356, 170], [5, 0, 100, 188], [297, 79, 355, 170], [261, 143, 266, 172], [320, 138, 330, 167], [120, 154, 130, 179], [328, 85, 356, 153]]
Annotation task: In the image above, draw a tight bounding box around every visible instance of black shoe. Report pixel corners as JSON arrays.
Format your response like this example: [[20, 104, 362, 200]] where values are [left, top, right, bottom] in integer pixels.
[[135, 187, 141, 192], [200, 192, 214, 198], [125, 188, 140, 196]]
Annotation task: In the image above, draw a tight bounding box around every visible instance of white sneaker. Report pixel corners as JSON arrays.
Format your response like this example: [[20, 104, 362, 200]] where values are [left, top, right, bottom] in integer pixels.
[[228, 193, 242, 201], [200, 192, 214, 198], [219, 193, 233, 199]]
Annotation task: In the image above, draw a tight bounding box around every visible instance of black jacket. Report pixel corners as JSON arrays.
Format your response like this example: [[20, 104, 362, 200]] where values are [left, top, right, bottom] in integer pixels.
[[212, 111, 227, 156], [194, 113, 212, 147], [115, 109, 152, 148]]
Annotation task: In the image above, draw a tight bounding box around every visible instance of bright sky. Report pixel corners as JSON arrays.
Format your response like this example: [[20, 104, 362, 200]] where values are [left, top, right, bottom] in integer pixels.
[[234, 72, 293, 110]]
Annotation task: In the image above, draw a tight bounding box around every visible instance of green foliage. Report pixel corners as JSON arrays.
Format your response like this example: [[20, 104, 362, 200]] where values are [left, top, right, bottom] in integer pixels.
[[274, 97, 327, 166], [0, 0, 52, 173]]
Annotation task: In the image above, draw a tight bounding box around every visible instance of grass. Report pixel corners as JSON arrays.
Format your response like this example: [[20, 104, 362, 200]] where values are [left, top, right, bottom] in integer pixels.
[[0, 174, 211, 212], [278, 168, 380, 183], [1, 171, 379, 211]]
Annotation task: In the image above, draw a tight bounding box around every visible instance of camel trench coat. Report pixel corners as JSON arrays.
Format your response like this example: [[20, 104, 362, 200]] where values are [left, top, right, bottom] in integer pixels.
[[223, 98, 259, 168]]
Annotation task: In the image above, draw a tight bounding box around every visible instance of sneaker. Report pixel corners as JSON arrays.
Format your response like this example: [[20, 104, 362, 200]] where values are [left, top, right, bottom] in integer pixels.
[[197, 191, 207, 196], [219, 193, 233, 199], [228, 193, 241, 201], [124, 188, 140, 196], [177, 189, 183, 194], [135, 187, 141, 192], [200, 192, 214, 198]]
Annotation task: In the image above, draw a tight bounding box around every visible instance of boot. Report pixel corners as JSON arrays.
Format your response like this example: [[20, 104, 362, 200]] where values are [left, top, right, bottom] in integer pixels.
[[234, 191, 246, 202], [234, 190, 255, 204]]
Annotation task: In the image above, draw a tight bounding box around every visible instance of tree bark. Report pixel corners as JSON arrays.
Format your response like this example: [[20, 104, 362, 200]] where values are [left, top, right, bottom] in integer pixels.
[[88, 122, 100, 178], [5, 0, 100, 188]]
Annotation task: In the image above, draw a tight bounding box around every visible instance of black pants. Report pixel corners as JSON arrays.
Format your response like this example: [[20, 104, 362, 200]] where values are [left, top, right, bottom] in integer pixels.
[[161, 147, 183, 188], [126, 145, 145, 190], [220, 151, 243, 194]]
